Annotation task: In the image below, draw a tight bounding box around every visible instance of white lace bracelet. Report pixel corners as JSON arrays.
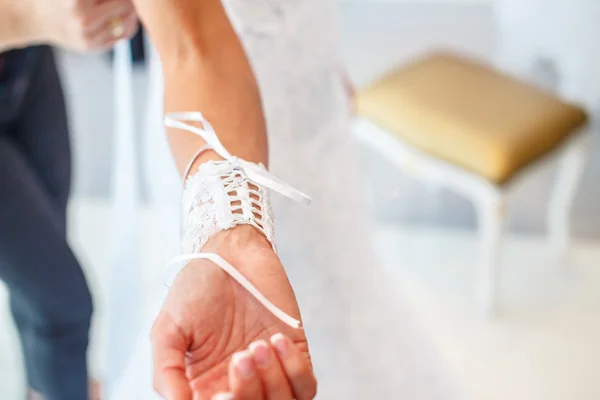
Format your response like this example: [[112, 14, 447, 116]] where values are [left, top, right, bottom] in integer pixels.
[[163, 112, 311, 329], [181, 159, 276, 255]]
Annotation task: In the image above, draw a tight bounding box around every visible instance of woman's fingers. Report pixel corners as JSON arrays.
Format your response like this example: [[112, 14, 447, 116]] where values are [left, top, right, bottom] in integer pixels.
[[270, 334, 317, 400], [230, 335, 316, 400], [84, 0, 136, 34], [229, 350, 264, 400], [249, 340, 294, 400], [92, 11, 139, 50]]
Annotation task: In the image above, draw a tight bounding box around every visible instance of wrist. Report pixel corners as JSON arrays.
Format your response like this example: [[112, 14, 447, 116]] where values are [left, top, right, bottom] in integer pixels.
[[178, 225, 273, 280], [201, 224, 272, 256]]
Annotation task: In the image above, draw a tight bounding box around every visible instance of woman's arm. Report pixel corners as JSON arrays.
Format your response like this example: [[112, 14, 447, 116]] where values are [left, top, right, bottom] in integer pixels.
[[133, 0, 268, 174], [135, 2, 317, 399], [0, 0, 40, 51]]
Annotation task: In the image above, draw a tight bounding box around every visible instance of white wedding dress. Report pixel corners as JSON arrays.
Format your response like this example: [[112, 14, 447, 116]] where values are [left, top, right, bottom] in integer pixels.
[[112, 1, 459, 398]]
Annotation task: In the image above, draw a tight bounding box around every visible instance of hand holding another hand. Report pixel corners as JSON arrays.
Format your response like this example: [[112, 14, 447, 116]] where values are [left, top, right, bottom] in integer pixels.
[[34, 0, 138, 52]]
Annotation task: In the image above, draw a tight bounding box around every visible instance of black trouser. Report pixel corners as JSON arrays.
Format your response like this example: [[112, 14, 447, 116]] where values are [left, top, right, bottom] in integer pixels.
[[0, 46, 92, 400]]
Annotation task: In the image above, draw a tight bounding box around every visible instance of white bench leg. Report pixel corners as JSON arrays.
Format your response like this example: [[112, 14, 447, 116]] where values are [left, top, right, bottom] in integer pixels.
[[547, 138, 587, 262], [477, 198, 506, 316]]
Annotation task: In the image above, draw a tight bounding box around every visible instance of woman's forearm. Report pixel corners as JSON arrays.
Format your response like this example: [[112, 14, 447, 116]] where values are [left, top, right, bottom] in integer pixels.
[[0, 0, 41, 51], [135, 0, 268, 175]]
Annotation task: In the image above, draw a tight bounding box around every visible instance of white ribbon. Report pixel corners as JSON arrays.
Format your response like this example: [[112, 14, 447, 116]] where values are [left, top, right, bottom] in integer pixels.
[[165, 112, 312, 206], [164, 112, 311, 329]]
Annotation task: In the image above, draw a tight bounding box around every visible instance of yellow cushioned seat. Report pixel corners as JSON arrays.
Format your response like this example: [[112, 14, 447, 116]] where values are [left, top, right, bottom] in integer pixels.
[[356, 52, 588, 184]]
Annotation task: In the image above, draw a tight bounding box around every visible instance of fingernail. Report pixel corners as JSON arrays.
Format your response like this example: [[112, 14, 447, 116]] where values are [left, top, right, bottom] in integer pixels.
[[232, 350, 254, 378], [270, 333, 289, 358], [249, 340, 270, 367], [212, 393, 234, 400]]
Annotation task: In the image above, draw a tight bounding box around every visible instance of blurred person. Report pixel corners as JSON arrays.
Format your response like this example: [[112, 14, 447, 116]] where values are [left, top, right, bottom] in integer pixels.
[[0, 1, 137, 399], [111, 0, 460, 399]]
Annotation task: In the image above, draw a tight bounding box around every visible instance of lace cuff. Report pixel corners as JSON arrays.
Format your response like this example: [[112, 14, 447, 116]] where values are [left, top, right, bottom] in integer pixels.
[[181, 159, 276, 255], [163, 112, 311, 329]]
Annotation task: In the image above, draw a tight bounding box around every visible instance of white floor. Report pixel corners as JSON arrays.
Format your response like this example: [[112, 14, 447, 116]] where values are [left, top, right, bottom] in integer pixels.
[[375, 225, 600, 400], [1, 200, 599, 399]]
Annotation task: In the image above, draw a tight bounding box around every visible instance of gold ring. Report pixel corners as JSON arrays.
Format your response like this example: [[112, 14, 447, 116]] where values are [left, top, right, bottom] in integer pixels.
[[110, 17, 125, 39]]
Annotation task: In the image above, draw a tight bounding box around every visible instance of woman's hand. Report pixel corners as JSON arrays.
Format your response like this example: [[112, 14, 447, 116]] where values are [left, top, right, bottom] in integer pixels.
[[34, 0, 138, 52], [150, 225, 317, 400]]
